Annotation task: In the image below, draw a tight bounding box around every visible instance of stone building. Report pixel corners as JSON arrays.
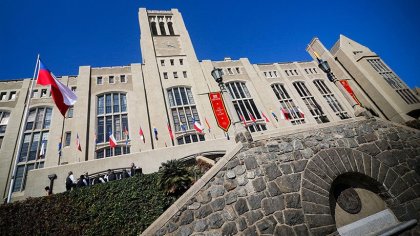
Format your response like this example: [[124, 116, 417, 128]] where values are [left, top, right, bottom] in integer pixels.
[[0, 7, 418, 208]]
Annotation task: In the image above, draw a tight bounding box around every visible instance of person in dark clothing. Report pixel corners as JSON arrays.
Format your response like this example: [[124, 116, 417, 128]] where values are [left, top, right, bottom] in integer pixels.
[[84, 172, 90, 186], [76, 175, 87, 188], [130, 163, 137, 177], [65, 171, 76, 191], [122, 169, 130, 178], [105, 169, 116, 182]]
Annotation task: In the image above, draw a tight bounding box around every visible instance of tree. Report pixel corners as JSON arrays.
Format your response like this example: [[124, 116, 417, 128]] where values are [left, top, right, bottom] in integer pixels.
[[157, 159, 194, 196]]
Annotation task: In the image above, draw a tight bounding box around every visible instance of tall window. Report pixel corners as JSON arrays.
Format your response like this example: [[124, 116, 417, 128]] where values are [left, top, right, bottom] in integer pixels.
[[0, 111, 10, 149], [313, 80, 350, 120], [96, 93, 129, 158], [13, 107, 51, 192], [159, 22, 166, 36], [271, 84, 305, 125], [168, 22, 175, 35], [226, 82, 267, 132], [167, 87, 205, 145], [367, 59, 419, 104], [150, 22, 158, 36], [293, 82, 329, 124]]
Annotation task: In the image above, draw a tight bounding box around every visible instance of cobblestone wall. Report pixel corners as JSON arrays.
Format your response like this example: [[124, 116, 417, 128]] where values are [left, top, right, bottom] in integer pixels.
[[151, 119, 420, 236]]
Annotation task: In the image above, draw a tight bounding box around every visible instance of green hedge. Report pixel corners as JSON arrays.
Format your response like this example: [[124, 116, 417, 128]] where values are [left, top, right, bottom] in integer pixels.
[[0, 173, 177, 235]]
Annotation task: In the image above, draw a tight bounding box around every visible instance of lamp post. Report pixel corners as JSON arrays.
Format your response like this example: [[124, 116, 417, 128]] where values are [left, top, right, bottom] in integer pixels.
[[211, 68, 252, 143], [316, 58, 371, 118]]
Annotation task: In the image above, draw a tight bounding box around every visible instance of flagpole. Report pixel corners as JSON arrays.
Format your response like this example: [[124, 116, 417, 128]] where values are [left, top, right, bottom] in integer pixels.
[[7, 54, 40, 203]]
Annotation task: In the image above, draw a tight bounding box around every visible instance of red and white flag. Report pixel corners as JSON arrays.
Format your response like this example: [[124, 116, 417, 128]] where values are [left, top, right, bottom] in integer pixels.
[[205, 117, 211, 133], [139, 126, 145, 143], [167, 123, 174, 140], [249, 113, 257, 124], [37, 59, 77, 116], [281, 108, 289, 120], [261, 111, 270, 122], [192, 118, 204, 133], [239, 114, 247, 126], [76, 133, 82, 151], [297, 107, 305, 118], [109, 132, 117, 148]]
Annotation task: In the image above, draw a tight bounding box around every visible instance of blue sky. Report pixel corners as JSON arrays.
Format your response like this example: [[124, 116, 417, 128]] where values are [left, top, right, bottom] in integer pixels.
[[0, 0, 419, 88]]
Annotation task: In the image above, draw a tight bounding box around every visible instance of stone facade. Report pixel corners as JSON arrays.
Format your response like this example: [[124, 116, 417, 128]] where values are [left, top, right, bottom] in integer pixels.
[[146, 118, 420, 235], [0, 8, 419, 203]]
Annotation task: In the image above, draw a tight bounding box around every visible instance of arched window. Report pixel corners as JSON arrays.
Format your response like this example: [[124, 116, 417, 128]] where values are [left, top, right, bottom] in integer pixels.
[[271, 84, 305, 125], [150, 22, 158, 36], [159, 22, 166, 36], [313, 80, 351, 120], [13, 107, 52, 192], [293, 81, 329, 124], [167, 22, 175, 35], [96, 92, 129, 158], [0, 111, 10, 148], [167, 87, 205, 145], [226, 82, 266, 132]]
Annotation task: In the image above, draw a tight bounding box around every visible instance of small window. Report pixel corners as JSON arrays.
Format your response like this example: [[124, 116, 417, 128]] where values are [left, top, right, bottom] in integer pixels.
[[173, 72, 178, 79], [170, 59, 174, 66], [236, 67, 240, 74], [160, 60, 165, 66], [163, 72, 168, 79], [269, 72, 273, 77], [285, 70, 289, 76], [40, 89, 47, 97], [65, 132, 71, 146], [71, 87, 77, 92], [97, 76, 103, 85], [294, 70, 298, 75], [309, 68, 313, 74], [179, 59, 184, 65], [264, 72, 267, 77], [9, 91, 16, 100], [273, 71, 277, 77], [109, 76, 115, 84], [227, 68, 233, 75], [0, 92, 6, 101], [313, 68, 317, 73], [31, 90, 38, 98], [305, 69, 308, 74], [183, 71, 187, 78], [67, 106, 74, 118], [289, 70, 294, 75], [120, 75, 126, 83]]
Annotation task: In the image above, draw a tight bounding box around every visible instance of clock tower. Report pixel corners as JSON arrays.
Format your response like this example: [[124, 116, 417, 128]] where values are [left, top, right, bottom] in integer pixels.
[[138, 8, 214, 148]]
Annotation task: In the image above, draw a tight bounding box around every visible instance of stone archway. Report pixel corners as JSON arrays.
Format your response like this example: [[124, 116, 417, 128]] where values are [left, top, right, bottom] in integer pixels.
[[301, 147, 416, 235]]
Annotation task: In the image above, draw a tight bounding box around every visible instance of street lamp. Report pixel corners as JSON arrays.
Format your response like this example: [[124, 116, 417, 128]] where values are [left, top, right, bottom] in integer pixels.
[[211, 68, 252, 143], [316, 58, 371, 118]]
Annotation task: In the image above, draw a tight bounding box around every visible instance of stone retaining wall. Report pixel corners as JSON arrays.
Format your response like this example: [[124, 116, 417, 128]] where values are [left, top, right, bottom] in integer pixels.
[[144, 118, 420, 235]]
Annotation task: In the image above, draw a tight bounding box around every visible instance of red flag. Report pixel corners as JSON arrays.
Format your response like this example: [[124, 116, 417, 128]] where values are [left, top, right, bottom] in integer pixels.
[[37, 59, 77, 116], [261, 111, 270, 122], [167, 123, 174, 140]]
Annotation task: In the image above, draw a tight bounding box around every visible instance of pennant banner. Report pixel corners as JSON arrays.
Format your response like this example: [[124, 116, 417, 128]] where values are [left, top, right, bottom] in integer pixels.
[[209, 92, 231, 132], [339, 80, 361, 105]]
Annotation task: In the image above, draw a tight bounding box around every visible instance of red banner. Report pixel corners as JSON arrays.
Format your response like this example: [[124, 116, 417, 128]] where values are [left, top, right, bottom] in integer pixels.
[[209, 92, 231, 132], [339, 80, 360, 105]]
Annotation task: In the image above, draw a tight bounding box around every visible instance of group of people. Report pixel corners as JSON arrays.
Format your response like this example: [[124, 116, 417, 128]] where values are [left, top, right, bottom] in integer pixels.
[[65, 163, 140, 191]]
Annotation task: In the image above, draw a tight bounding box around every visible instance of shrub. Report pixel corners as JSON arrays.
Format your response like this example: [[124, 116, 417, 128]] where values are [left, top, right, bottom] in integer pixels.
[[0, 173, 177, 235]]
